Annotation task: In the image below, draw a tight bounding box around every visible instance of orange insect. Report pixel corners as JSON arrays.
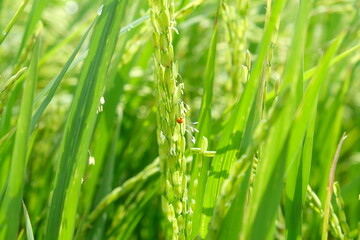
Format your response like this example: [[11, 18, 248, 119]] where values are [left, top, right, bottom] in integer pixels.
[[176, 117, 184, 124]]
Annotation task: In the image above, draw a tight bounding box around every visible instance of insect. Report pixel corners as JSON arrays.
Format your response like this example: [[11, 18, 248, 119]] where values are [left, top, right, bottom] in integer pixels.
[[176, 117, 184, 124]]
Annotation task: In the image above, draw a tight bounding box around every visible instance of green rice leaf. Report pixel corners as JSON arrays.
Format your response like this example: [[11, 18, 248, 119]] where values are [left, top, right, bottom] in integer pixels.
[[243, 33, 344, 240], [0, 33, 40, 240], [30, 19, 96, 132], [15, 0, 46, 61], [189, 1, 220, 237], [22, 200, 35, 240], [45, 1, 128, 239], [0, 0, 29, 45], [200, 0, 286, 237]]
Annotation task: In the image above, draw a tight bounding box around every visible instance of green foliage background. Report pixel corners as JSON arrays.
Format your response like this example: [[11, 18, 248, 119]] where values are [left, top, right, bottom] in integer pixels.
[[0, 0, 359, 239]]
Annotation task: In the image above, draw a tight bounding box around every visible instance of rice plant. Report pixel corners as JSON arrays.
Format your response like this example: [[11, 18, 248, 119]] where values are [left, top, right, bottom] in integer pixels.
[[0, 0, 359, 239]]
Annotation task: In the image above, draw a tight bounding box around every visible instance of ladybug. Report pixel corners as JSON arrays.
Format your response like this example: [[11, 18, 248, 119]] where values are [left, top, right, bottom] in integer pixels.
[[176, 117, 184, 124]]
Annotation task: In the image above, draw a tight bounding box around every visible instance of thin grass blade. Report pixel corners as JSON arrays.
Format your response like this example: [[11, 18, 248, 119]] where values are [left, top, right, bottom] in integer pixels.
[[200, 0, 286, 236], [45, 1, 128, 239], [15, 0, 46, 61], [0, 34, 40, 240], [22, 200, 35, 240], [189, 1, 220, 237], [30, 19, 96, 132], [0, 0, 29, 45]]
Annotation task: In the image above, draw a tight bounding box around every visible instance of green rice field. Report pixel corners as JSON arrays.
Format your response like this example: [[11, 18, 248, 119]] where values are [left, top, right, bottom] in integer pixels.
[[0, 0, 359, 239]]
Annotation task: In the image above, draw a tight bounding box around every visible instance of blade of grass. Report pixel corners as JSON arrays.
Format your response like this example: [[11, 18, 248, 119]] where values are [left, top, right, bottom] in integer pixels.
[[35, 13, 146, 106], [304, 43, 360, 81], [22, 200, 35, 240], [45, 1, 128, 239], [0, 19, 95, 182], [285, 62, 306, 240], [200, 0, 286, 236], [30, 19, 96, 132], [242, 33, 344, 240], [38, 19, 94, 66], [60, 14, 150, 75], [82, 119, 121, 240], [214, 50, 268, 240], [241, 0, 313, 237], [213, 85, 290, 240], [15, 0, 46, 61], [300, 110, 316, 200], [0, 33, 40, 240], [189, 0, 220, 237], [215, 0, 277, 236], [0, 0, 29, 45], [0, 83, 22, 138], [80, 35, 130, 238]]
